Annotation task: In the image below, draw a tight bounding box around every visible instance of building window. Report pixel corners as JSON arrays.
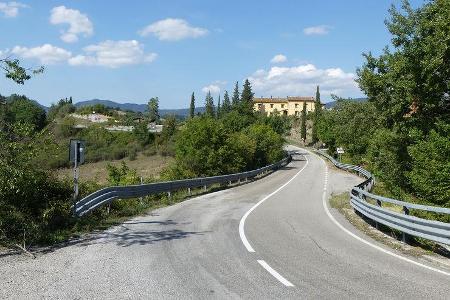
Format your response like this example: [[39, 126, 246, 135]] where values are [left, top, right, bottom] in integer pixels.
[[270, 104, 274, 108], [281, 104, 285, 108], [295, 104, 298, 108]]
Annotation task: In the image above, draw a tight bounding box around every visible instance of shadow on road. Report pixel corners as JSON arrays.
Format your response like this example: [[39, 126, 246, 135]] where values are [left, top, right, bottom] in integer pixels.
[[70, 219, 209, 248]]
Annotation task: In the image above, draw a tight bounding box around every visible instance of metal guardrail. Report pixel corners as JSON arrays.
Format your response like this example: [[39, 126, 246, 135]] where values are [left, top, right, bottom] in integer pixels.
[[74, 154, 293, 217], [315, 149, 450, 245]]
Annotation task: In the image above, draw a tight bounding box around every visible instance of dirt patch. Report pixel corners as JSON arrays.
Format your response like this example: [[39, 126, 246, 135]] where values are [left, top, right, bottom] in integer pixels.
[[56, 154, 174, 184]]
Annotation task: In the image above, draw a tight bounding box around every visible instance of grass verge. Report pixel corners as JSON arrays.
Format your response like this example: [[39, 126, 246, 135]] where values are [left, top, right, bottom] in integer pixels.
[[329, 192, 450, 259]]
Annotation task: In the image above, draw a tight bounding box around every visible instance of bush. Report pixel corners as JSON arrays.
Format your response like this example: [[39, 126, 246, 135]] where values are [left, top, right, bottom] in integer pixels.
[[407, 123, 450, 206], [366, 128, 408, 195]]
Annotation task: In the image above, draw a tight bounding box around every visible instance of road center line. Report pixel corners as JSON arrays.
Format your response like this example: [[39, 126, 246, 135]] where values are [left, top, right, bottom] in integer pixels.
[[257, 260, 294, 287], [312, 151, 450, 277], [239, 152, 309, 252]]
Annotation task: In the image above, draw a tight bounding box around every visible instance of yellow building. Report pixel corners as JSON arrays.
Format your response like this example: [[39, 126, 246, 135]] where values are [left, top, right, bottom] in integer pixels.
[[253, 96, 316, 116]]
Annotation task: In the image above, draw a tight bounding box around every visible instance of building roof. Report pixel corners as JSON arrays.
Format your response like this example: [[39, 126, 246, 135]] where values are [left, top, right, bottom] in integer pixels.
[[253, 96, 315, 103]]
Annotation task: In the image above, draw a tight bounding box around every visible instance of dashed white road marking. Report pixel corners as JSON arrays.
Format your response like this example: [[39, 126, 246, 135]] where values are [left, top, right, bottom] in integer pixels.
[[239, 153, 309, 252], [311, 151, 450, 277], [257, 260, 294, 287]]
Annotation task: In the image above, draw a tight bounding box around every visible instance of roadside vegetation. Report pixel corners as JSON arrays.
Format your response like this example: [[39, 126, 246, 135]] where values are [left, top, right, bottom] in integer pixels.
[[0, 59, 291, 250], [316, 0, 449, 211]]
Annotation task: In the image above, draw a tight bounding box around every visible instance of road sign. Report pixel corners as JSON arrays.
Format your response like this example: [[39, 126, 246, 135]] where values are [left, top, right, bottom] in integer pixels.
[[336, 147, 345, 154], [69, 139, 85, 215], [69, 139, 86, 165]]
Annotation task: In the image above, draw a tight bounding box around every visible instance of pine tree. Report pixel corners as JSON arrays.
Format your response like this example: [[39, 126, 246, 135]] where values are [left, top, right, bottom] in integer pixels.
[[189, 92, 195, 118], [311, 85, 321, 144], [217, 95, 221, 118], [301, 102, 307, 142], [231, 81, 240, 109], [205, 91, 215, 117], [222, 90, 231, 113], [240, 79, 254, 114], [148, 97, 160, 123]]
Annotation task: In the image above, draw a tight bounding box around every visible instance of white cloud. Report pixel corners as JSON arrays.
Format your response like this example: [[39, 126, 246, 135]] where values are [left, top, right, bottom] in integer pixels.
[[139, 18, 208, 41], [0, 1, 27, 17], [11, 44, 72, 64], [50, 6, 93, 43], [248, 64, 360, 99], [303, 25, 332, 36], [202, 84, 221, 94], [68, 40, 157, 68], [270, 54, 287, 64]]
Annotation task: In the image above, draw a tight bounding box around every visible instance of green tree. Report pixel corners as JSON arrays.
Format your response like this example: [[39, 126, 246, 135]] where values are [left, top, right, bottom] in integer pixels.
[[162, 114, 177, 141], [0, 58, 43, 85], [231, 81, 240, 109], [222, 90, 231, 114], [311, 85, 322, 144], [217, 95, 222, 118], [240, 79, 255, 115], [301, 102, 307, 141], [148, 97, 159, 123], [356, 0, 450, 132], [133, 122, 155, 146], [8, 95, 47, 131], [204, 91, 215, 117], [189, 92, 195, 118]]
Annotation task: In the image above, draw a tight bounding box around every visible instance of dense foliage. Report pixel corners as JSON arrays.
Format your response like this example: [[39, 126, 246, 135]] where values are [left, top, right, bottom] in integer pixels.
[[318, 0, 449, 207]]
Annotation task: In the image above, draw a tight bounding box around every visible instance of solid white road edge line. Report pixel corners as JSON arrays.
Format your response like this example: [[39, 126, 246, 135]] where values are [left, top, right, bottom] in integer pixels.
[[314, 152, 450, 277], [239, 152, 309, 252], [257, 260, 294, 287]]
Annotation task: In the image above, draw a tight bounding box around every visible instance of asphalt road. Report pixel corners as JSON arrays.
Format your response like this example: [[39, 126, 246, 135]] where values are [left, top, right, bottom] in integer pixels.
[[1, 146, 450, 299]]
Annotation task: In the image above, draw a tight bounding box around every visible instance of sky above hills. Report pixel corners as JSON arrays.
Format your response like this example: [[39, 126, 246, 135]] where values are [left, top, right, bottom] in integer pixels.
[[0, 0, 423, 108]]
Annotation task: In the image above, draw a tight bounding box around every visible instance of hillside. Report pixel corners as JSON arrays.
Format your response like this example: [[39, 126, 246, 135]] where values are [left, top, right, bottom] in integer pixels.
[[74, 99, 205, 117]]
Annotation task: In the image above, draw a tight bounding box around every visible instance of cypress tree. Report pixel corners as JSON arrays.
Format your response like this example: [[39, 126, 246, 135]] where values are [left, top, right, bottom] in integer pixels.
[[240, 79, 254, 114], [189, 92, 195, 118], [222, 90, 231, 113], [231, 81, 240, 109], [205, 91, 215, 117], [301, 101, 307, 142], [311, 85, 321, 144], [217, 95, 221, 118]]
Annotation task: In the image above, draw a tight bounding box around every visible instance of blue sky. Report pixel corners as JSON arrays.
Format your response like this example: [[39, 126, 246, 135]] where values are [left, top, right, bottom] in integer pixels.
[[0, 0, 423, 108]]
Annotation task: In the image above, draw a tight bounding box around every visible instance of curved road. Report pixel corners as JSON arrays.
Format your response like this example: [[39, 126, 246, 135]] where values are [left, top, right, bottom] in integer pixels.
[[1, 146, 450, 299]]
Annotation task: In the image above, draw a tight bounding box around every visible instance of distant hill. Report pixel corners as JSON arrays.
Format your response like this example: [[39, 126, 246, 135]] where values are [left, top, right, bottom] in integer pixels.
[[324, 97, 368, 109], [74, 99, 205, 117]]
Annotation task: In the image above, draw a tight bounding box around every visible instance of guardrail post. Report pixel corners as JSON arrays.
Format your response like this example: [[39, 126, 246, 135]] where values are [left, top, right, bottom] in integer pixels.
[[229, 180, 232, 186], [402, 206, 411, 243], [204, 185, 207, 192], [375, 199, 382, 230], [188, 187, 191, 196]]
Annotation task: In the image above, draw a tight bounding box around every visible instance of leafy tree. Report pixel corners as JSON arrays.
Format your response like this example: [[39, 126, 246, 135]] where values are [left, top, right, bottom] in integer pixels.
[[133, 122, 155, 146], [406, 122, 450, 206], [0, 58, 44, 85], [231, 81, 240, 109], [245, 123, 284, 169], [204, 91, 215, 117], [162, 114, 177, 141], [222, 90, 231, 114], [240, 79, 255, 115], [148, 97, 160, 123], [48, 98, 75, 121], [311, 85, 321, 144], [356, 0, 450, 132], [8, 95, 47, 131], [301, 102, 307, 141], [189, 92, 195, 118]]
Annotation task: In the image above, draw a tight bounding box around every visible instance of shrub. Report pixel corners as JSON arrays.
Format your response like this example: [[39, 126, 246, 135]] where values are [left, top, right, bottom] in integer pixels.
[[407, 123, 450, 206]]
